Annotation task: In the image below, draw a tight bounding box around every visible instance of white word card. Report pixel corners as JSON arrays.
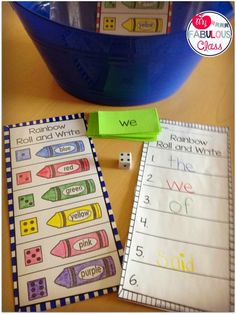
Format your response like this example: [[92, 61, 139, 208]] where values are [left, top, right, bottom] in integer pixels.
[[119, 120, 234, 312]]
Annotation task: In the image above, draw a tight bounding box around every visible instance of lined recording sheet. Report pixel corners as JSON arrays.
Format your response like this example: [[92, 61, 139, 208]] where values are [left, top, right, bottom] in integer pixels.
[[119, 120, 234, 312]]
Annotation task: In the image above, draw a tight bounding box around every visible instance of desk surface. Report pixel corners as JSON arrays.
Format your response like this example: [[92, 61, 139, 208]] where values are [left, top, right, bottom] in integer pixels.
[[2, 3, 234, 312]]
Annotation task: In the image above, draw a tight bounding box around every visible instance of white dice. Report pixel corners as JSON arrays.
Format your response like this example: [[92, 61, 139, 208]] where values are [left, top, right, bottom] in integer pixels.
[[119, 152, 132, 169]]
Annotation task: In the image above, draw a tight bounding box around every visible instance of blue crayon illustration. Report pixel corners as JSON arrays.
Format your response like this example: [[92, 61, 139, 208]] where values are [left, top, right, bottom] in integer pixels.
[[36, 141, 85, 158]]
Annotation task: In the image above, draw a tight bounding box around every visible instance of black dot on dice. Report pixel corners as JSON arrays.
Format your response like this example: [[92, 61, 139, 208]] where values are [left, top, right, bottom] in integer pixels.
[[127, 153, 130, 156], [25, 200, 29, 203], [24, 229, 28, 233], [39, 285, 44, 290], [29, 202, 33, 205], [23, 222, 27, 226], [37, 257, 41, 261], [26, 250, 30, 255], [31, 282, 35, 287], [32, 254, 36, 258], [121, 153, 124, 156], [27, 259, 31, 264], [30, 220, 34, 224], [20, 197, 24, 201], [20, 175, 23, 178], [31, 227, 35, 231], [22, 153, 25, 156], [31, 288, 35, 292], [40, 291, 45, 296], [36, 248, 40, 252], [32, 293, 36, 298], [124, 165, 127, 167], [121, 158, 123, 161], [39, 280, 43, 284], [127, 159, 130, 161]]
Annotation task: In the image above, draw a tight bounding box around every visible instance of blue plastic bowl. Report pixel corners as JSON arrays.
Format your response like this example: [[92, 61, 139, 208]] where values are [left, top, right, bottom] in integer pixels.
[[12, 2, 233, 106]]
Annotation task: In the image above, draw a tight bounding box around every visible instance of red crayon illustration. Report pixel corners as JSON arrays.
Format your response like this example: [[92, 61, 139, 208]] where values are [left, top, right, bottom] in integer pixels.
[[37, 158, 90, 179], [51, 230, 109, 258]]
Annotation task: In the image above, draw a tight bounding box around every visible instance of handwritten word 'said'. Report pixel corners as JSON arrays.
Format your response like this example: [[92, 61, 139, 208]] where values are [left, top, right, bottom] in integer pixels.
[[119, 120, 233, 312]]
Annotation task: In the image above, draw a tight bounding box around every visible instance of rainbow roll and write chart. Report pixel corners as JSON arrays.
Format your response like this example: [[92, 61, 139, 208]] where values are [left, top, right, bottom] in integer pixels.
[[3, 113, 123, 311]]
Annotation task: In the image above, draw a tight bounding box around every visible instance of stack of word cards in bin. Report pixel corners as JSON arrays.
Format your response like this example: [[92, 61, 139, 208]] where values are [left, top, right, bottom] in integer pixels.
[[3, 113, 123, 311], [119, 120, 234, 311], [96, 2, 172, 36]]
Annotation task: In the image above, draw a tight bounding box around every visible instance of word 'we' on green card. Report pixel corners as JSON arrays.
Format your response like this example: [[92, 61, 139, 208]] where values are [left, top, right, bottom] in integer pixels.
[[86, 108, 161, 141], [98, 108, 160, 135]]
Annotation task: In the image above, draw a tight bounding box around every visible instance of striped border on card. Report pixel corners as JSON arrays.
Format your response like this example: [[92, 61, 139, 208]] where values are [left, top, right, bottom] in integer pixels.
[[89, 138, 123, 263], [4, 113, 123, 312], [118, 120, 234, 312], [96, 1, 102, 33], [166, 2, 173, 33]]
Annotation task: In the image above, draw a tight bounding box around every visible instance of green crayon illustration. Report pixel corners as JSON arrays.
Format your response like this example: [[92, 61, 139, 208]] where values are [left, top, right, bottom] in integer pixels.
[[122, 2, 164, 9], [42, 179, 96, 202]]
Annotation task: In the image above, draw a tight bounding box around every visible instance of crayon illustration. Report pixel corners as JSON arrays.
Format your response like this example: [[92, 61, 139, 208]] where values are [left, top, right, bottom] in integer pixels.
[[42, 179, 96, 202], [51, 230, 109, 258], [36, 141, 85, 158], [54, 256, 116, 288], [122, 18, 163, 33], [27, 277, 48, 301], [122, 2, 164, 9], [37, 158, 90, 179], [47, 203, 102, 228]]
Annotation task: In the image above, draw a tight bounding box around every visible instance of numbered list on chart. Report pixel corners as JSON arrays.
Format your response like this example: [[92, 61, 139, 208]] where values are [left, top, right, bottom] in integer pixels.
[[120, 122, 233, 312]]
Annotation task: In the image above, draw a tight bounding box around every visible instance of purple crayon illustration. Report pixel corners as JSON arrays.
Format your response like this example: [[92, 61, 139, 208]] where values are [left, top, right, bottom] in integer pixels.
[[55, 256, 116, 288]]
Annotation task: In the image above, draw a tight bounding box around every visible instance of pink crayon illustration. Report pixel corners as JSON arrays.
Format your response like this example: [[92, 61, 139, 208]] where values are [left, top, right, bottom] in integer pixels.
[[51, 230, 109, 258], [55, 256, 116, 288], [36, 158, 90, 179]]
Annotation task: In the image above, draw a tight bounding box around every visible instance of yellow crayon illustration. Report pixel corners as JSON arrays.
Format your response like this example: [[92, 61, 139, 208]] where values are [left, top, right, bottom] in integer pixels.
[[47, 203, 102, 228], [122, 17, 163, 33]]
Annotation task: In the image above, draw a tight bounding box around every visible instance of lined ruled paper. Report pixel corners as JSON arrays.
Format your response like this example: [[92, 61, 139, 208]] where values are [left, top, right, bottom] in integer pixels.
[[119, 120, 234, 312]]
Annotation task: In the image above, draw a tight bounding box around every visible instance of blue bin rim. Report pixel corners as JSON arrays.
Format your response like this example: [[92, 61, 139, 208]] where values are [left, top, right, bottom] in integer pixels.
[[13, 1, 178, 40]]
